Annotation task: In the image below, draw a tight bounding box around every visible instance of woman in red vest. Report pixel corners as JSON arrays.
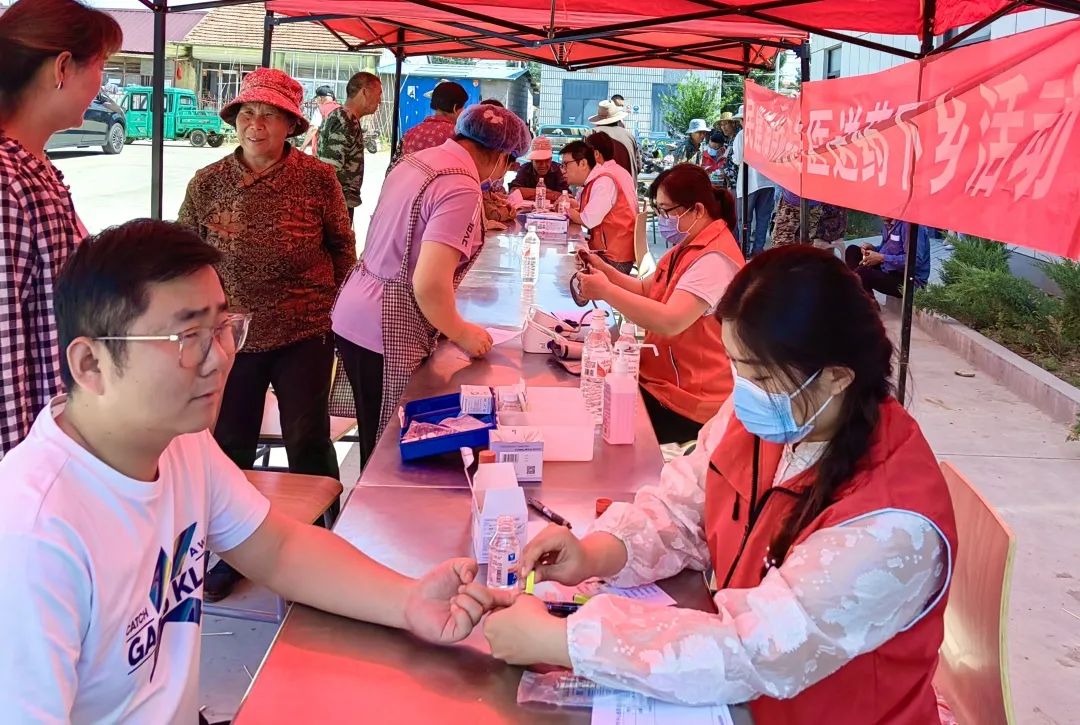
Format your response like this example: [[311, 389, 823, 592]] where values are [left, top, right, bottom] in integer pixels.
[[482, 246, 958, 723], [575, 164, 744, 444]]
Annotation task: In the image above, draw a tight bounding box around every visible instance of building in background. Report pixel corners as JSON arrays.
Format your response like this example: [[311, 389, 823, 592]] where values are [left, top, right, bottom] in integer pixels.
[[377, 59, 531, 136], [537, 66, 727, 138]]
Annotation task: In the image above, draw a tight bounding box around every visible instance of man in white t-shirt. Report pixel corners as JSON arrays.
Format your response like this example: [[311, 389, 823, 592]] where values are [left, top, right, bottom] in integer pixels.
[[0, 220, 501, 724]]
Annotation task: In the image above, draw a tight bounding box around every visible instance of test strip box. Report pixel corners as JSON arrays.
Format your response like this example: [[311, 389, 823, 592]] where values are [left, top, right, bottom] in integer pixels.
[[489, 427, 544, 482]]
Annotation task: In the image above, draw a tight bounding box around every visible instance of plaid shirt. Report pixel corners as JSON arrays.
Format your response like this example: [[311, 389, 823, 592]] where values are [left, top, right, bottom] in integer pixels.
[[0, 136, 82, 459]]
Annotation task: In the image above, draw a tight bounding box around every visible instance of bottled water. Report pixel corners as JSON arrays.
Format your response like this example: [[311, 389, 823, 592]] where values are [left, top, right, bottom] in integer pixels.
[[521, 225, 540, 283], [614, 322, 641, 383], [580, 309, 613, 425], [535, 176, 547, 211], [557, 190, 571, 215], [486, 515, 521, 590]]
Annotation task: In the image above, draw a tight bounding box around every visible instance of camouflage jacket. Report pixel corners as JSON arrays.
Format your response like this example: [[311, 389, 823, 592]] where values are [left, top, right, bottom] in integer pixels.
[[316, 106, 364, 208]]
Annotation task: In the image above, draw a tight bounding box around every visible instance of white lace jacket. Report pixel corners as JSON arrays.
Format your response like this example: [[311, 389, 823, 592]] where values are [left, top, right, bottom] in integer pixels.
[[566, 403, 950, 706]]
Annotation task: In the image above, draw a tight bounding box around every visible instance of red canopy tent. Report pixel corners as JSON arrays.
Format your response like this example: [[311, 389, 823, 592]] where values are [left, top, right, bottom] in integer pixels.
[[139, 0, 1080, 397]]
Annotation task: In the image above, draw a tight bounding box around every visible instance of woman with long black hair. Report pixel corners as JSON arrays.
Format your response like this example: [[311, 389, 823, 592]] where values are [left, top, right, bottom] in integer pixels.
[[575, 163, 744, 444], [481, 246, 958, 724]]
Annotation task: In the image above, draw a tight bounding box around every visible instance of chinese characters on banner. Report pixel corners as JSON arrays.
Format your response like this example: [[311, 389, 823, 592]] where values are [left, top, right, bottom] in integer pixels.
[[744, 18, 1080, 259]]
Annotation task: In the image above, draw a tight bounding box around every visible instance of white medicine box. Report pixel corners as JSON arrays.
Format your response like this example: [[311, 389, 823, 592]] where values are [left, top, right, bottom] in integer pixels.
[[470, 462, 527, 563]]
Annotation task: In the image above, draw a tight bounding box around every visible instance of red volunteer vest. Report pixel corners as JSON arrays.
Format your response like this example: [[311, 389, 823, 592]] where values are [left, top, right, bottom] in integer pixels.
[[704, 398, 957, 725], [581, 171, 636, 264], [637, 220, 744, 423], [311, 101, 341, 156]]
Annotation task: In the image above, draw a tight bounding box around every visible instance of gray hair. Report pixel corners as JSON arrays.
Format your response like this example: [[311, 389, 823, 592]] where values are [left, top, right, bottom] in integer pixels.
[[346, 72, 380, 100]]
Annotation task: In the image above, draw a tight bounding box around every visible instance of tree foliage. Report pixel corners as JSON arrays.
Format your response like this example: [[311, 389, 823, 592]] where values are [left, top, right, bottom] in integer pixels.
[[660, 74, 724, 137]]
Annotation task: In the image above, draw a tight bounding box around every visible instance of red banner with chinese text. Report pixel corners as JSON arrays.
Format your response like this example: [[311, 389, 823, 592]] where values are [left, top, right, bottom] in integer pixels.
[[744, 19, 1080, 259]]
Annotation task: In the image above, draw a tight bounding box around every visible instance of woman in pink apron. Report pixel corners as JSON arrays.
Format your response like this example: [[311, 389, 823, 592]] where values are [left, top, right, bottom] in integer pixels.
[[0, 0, 122, 458], [332, 104, 531, 467]]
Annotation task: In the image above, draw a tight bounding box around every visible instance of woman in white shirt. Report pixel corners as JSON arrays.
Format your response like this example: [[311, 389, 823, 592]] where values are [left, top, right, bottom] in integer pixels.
[[575, 164, 744, 444], [481, 246, 957, 724]]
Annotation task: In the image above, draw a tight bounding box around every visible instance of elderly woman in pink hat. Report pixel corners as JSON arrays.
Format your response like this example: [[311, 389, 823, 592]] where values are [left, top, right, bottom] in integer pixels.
[[178, 68, 356, 600]]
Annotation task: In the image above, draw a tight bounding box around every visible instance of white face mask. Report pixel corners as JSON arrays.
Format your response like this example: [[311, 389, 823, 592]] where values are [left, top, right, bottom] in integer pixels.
[[731, 365, 834, 444]]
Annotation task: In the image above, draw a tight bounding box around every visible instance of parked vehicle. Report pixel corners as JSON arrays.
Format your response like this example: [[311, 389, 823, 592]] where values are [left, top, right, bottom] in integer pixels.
[[121, 86, 225, 147], [536, 124, 590, 156], [45, 91, 126, 155]]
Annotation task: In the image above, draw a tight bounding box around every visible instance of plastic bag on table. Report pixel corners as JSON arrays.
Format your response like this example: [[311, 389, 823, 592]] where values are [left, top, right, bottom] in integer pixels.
[[516, 670, 624, 708]]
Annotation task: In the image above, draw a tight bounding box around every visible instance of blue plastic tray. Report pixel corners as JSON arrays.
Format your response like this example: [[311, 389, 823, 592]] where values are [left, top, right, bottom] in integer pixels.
[[399, 393, 495, 462]]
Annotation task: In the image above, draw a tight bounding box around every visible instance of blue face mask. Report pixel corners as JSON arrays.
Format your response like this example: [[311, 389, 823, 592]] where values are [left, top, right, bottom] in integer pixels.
[[731, 366, 834, 444], [480, 181, 491, 191], [657, 207, 694, 245], [706, 146, 719, 158]]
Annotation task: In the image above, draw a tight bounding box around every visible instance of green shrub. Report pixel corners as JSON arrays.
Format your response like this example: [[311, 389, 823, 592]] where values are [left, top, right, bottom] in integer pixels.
[[917, 265, 1044, 331], [1042, 258, 1080, 344], [939, 235, 1010, 286]]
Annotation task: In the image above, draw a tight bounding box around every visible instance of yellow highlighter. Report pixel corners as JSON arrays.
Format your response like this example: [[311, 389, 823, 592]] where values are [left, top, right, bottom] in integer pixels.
[[572, 594, 591, 605], [525, 570, 536, 595]]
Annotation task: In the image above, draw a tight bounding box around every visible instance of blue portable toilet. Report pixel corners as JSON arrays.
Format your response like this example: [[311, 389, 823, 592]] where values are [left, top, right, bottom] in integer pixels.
[[398, 75, 482, 137]]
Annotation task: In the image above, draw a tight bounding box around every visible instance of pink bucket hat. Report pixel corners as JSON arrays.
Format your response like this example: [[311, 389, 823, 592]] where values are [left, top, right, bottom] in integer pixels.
[[220, 68, 309, 136]]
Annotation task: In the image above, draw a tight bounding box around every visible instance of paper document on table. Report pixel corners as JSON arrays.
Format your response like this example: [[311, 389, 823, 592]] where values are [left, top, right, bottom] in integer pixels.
[[591, 691, 734, 725], [531, 578, 676, 607], [487, 327, 521, 346]]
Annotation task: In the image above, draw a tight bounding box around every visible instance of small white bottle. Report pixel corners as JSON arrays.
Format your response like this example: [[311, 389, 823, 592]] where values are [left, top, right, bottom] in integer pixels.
[[580, 309, 613, 425], [521, 224, 540, 283], [557, 190, 570, 215], [486, 515, 522, 590], [535, 176, 547, 211], [613, 322, 640, 383], [602, 350, 636, 445]]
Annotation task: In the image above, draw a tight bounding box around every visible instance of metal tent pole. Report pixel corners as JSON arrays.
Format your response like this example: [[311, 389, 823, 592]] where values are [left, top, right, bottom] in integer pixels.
[[150, 0, 167, 220], [262, 10, 274, 67], [897, 1, 936, 403], [390, 31, 405, 156], [798, 40, 811, 244], [739, 46, 751, 256]]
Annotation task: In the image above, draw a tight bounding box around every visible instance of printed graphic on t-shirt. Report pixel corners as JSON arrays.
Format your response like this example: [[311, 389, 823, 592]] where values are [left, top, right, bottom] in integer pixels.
[[125, 523, 206, 679]]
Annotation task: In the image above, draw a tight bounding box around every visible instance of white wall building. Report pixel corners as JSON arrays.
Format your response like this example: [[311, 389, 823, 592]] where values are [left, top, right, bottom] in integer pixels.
[[537, 66, 727, 137], [809, 7, 1076, 80]]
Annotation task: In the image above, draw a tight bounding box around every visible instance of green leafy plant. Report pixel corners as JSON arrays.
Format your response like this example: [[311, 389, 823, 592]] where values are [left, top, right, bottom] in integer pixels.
[[1042, 258, 1080, 344], [938, 235, 1010, 286], [660, 75, 724, 137]]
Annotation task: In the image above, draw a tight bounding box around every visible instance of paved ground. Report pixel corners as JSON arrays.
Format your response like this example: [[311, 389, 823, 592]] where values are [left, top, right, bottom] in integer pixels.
[[51, 147, 1080, 723]]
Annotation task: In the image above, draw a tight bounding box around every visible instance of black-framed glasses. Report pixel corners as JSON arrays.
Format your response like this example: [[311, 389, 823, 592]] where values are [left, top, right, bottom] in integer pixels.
[[654, 203, 686, 219], [95, 312, 252, 369]]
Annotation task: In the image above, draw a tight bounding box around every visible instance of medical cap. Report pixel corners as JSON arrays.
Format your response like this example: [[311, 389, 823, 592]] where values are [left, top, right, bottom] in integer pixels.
[[455, 104, 532, 158]]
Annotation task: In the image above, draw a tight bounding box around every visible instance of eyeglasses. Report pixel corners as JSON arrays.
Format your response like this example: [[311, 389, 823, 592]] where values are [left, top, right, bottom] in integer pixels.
[[654, 203, 686, 219], [95, 313, 252, 369]]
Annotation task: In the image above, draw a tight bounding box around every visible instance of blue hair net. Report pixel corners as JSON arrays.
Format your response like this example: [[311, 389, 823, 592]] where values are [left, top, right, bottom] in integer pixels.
[[455, 104, 532, 158]]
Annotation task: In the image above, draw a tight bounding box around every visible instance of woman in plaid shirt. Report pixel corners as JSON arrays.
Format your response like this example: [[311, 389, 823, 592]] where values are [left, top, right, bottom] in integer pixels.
[[0, 0, 121, 459]]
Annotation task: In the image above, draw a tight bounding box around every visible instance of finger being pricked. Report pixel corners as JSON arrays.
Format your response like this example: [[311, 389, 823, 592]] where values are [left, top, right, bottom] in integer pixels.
[[458, 581, 520, 612], [451, 593, 486, 625]]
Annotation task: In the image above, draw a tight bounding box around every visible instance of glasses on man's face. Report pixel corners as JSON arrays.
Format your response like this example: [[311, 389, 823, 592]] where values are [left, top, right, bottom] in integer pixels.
[[654, 203, 685, 219], [95, 312, 252, 369]]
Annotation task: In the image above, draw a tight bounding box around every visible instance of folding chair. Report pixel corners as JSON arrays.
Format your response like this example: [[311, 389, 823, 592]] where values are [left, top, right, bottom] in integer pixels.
[[934, 461, 1017, 725]]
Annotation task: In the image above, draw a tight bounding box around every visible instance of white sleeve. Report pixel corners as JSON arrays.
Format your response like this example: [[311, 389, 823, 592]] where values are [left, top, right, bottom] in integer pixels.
[[567, 510, 949, 706], [673, 252, 740, 315], [579, 176, 618, 229], [310, 107, 323, 129], [201, 432, 271, 553], [592, 402, 733, 587], [731, 131, 745, 165], [0, 533, 87, 723]]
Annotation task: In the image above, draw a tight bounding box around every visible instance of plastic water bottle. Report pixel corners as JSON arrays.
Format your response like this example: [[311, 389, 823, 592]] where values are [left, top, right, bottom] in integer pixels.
[[535, 176, 547, 211], [486, 515, 521, 590], [580, 309, 613, 425], [521, 225, 540, 283], [557, 190, 570, 215], [614, 322, 641, 383]]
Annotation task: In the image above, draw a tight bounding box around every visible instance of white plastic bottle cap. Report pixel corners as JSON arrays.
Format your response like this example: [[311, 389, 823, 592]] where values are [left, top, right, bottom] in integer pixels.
[[619, 322, 636, 336], [590, 309, 607, 327]]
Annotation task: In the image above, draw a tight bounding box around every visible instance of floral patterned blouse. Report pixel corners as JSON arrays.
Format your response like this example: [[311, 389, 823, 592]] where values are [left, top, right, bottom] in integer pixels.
[[566, 402, 949, 705], [177, 145, 356, 352]]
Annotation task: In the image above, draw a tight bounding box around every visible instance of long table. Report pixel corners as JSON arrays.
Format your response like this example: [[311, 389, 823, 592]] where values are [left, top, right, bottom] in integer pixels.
[[232, 226, 751, 723]]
